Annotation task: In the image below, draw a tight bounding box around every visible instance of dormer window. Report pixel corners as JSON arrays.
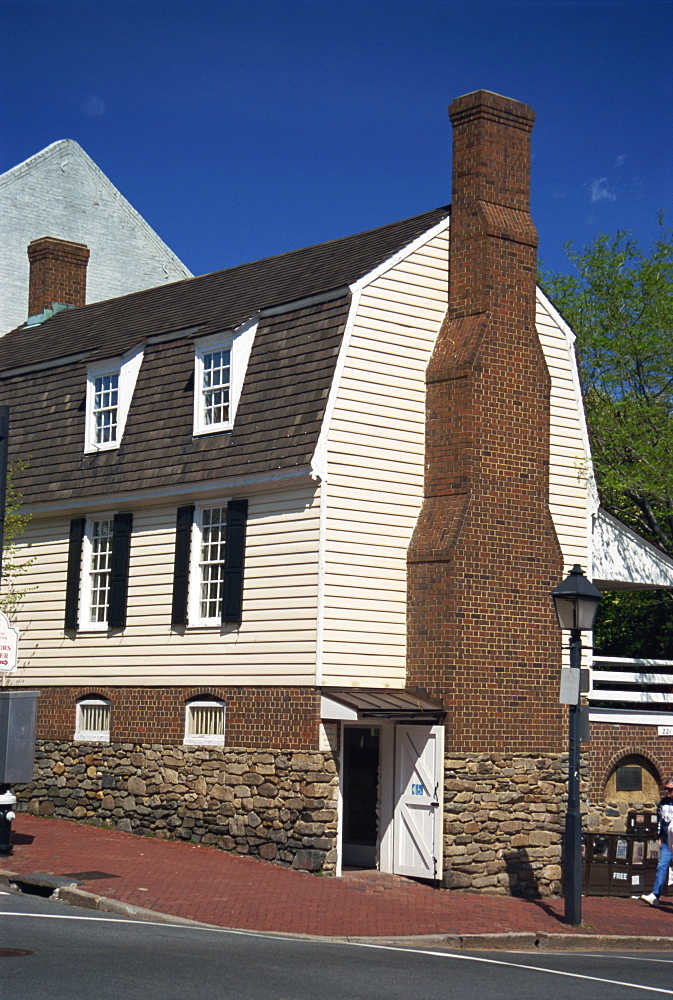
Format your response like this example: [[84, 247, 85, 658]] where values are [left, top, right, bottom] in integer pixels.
[[193, 318, 257, 436], [93, 371, 119, 446], [84, 345, 143, 453]]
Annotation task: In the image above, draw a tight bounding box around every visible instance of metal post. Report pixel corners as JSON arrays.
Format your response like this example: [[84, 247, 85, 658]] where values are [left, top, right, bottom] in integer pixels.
[[564, 628, 582, 925], [0, 405, 8, 592]]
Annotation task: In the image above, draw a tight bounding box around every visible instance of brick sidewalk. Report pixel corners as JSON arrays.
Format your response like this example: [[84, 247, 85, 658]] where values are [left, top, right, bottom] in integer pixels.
[[2, 814, 671, 939]]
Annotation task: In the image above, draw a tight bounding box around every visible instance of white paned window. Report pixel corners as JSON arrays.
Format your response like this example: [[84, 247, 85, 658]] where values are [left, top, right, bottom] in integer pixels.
[[93, 372, 119, 444], [82, 517, 114, 628], [191, 505, 227, 624], [85, 345, 143, 453], [75, 697, 111, 742], [184, 698, 225, 746], [193, 319, 257, 435], [202, 347, 231, 427]]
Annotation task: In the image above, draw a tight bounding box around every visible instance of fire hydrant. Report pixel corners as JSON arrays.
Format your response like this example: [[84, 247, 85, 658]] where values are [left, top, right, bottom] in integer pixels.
[[0, 786, 17, 855]]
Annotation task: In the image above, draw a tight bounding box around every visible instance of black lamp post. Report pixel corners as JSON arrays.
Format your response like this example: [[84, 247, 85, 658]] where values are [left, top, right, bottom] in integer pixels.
[[551, 564, 602, 926]]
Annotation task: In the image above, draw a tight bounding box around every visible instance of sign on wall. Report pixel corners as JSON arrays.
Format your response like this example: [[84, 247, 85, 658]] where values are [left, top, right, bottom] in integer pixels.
[[0, 611, 18, 673]]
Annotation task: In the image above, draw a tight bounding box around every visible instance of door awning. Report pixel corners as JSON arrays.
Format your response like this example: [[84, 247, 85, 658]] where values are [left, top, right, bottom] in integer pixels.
[[321, 688, 445, 724]]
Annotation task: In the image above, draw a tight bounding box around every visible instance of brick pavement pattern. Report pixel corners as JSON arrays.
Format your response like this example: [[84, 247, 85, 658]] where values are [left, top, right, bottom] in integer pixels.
[[3, 815, 671, 939]]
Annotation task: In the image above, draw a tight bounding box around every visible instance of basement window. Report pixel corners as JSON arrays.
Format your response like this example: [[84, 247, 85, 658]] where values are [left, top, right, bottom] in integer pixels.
[[184, 698, 225, 746], [75, 697, 111, 742]]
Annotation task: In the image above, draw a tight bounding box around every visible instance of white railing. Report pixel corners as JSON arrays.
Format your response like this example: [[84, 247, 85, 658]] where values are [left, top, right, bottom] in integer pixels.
[[588, 657, 673, 725]]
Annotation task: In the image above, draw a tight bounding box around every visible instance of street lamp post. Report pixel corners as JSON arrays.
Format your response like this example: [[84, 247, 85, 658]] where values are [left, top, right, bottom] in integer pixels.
[[551, 564, 602, 926]]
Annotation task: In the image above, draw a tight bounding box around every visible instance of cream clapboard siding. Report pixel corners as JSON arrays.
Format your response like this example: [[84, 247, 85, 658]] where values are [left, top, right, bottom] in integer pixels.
[[320, 228, 450, 687], [536, 290, 591, 572], [10, 485, 321, 686]]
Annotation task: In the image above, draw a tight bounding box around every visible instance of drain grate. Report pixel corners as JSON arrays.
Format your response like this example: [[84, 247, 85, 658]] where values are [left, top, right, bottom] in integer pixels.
[[60, 871, 119, 881]]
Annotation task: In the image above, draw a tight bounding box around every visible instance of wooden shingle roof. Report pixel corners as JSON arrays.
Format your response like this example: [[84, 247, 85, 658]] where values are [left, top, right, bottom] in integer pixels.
[[0, 206, 449, 505], [0, 206, 449, 372]]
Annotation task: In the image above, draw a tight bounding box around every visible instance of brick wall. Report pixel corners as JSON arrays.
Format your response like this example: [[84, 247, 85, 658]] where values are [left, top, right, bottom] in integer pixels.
[[408, 91, 564, 754], [27, 237, 90, 315], [34, 685, 321, 750], [585, 721, 673, 823]]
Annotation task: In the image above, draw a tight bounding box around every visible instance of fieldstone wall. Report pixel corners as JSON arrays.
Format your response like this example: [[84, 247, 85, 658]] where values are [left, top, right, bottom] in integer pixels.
[[16, 740, 338, 874], [442, 751, 586, 897]]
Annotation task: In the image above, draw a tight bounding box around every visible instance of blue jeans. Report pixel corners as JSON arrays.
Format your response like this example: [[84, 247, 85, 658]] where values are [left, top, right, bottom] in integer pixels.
[[653, 840, 673, 896]]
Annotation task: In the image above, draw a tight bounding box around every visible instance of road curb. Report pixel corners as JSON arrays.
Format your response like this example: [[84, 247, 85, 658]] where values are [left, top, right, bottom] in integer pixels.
[[3, 868, 673, 949]]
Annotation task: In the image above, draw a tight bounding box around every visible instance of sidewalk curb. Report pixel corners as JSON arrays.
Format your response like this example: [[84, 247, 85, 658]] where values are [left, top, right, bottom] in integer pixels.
[[3, 869, 672, 950], [343, 932, 673, 952]]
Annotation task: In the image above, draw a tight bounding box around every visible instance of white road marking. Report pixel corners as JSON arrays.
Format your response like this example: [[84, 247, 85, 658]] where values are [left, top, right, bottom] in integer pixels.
[[1, 910, 671, 994]]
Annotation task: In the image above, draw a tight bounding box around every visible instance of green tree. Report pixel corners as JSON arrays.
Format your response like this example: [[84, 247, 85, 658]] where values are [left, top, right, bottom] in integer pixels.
[[1, 459, 33, 619], [541, 219, 673, 658]]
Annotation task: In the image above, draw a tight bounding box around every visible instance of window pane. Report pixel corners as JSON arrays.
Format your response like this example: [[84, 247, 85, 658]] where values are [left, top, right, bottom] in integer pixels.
[[199, 507, 226, 619], [94, 373, 119, 444], [202, 350, 230, 426], [89, 519, 113, 623]]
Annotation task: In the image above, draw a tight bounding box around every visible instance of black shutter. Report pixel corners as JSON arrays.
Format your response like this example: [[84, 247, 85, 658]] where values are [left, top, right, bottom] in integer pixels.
[[171, 504, 194, 626], [64, 517, 86, 630], [108, 512, 133, 629], [221, 499, 248, 625]]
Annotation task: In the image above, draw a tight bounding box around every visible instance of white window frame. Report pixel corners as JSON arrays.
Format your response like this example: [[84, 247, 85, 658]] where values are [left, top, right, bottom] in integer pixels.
[[75, 696, 111, 742], [79, 515, 115, 631], [85, 345, 143, 453], [193, 317, 257, 436], [188, 503, 229, 626], [184, 698, 225, 746]]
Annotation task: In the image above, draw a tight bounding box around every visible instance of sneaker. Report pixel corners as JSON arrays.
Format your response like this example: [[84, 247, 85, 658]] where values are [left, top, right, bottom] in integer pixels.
[[641, 892, 660, 906]]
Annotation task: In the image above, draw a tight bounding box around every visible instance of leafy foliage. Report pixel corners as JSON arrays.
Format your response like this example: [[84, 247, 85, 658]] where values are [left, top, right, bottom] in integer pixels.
[[1, 459, 33, 618], [541, 220, 673, 659], [541, 218, 673, 556]]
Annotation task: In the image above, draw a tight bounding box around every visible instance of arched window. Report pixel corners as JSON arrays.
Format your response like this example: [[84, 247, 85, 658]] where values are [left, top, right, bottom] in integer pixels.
[[184, 697, 225, 747], [604, 754, 661, 804], [75, 696, 110, 742]]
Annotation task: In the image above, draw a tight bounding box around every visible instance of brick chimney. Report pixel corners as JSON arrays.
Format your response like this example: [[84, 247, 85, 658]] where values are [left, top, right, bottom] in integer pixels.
[[27, 237, 90, 318], [407, 91, 564, 754]]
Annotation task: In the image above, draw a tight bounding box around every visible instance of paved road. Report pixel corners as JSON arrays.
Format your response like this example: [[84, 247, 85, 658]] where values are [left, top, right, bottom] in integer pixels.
[[2, 890, 673, 999]]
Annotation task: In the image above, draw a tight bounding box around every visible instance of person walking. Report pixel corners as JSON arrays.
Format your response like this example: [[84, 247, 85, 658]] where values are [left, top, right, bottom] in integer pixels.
[[642, 779, 673, 906]]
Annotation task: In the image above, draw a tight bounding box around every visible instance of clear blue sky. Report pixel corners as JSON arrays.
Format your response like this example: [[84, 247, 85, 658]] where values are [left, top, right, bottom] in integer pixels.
[[1, 0, 671, 278]]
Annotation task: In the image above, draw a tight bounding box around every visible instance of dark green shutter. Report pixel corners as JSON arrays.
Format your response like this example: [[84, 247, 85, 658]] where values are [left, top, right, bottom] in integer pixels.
[[171, 504, 194, 626], [221, 499, 248, 625], [64, 517, 86, 630], [108, 512, 133, 629]]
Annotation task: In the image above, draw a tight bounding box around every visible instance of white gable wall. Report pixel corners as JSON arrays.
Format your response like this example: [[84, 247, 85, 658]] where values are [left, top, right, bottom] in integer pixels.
[[319, 226, 450, 688], [0, 140, 191, 334], [536, 289, 594, 575]]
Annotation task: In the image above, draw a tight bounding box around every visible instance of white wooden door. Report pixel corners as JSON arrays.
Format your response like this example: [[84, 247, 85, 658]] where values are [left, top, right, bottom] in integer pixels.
[[393, 724, 444, 880]]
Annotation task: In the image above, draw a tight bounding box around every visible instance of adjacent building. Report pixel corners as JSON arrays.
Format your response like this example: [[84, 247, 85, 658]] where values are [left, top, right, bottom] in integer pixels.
[[0, 139, 191, 335]]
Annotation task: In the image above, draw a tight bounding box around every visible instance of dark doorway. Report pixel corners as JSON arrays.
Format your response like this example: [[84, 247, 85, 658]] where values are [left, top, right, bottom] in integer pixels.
[[342, 726, 380, 867]]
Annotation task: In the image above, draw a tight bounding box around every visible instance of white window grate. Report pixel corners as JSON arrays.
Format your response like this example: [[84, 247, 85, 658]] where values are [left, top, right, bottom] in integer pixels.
[[184, 699, 225, 746], [75, 698, 110, 742]]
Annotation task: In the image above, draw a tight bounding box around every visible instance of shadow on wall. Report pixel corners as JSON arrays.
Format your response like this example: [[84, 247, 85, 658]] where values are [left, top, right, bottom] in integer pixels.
[[503, 849, 542, 899]]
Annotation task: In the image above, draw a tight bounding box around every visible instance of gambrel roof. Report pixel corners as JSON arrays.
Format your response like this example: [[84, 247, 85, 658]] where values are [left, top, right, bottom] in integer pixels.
[[0, 206, 450, 507]]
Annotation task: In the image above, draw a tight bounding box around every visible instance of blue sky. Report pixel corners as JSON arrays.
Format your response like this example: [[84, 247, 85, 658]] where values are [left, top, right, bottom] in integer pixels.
[[1, 0, 671, 277]]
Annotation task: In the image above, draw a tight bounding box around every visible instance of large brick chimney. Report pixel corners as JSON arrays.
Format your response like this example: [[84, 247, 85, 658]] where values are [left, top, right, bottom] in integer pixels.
[[407, 91, 564, 754], [27, 237, 90, 318]]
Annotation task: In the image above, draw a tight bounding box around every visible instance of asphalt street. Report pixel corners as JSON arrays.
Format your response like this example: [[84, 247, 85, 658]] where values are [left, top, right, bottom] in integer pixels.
[[1, 889, 672, 1000]]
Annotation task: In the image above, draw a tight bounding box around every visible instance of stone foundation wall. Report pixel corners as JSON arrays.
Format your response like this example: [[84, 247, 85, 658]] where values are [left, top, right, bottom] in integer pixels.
[[17, 740, 338, 874], [442, 751, 583, 897]]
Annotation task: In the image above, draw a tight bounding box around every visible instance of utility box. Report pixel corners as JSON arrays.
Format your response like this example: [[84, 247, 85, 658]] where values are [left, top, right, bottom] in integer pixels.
[[0, 690, 40, 784]]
